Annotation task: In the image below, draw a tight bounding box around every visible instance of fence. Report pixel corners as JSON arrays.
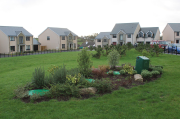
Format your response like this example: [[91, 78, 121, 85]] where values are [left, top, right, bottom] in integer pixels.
[[163, 46, 179, 55], [0, 49, 80, 58]]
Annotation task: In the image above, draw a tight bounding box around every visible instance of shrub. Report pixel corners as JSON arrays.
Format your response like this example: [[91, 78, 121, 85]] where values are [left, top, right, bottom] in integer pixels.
[[142, 49, 149, 57], [14, 86, 29, 99], [153, 44, 163, 57], [32, 67, 45, 88], [153, 67, 163, 74], [66, 73, 81, 85], [30, 94, 41, 100], [48, 65, 59, 75], [108, 70, 113, 76], [132, 70, 137, 74], [93, 46, 103, 59], [91, 67, 107, 79], [49, 83, 80, 97], [89, 46, 94, 51], [77, 48, 93, 77], [141, 70, 152, 79], [108, 49, 120, 69], [151, 71, 160, 77], [92, 79, 112, 93], [123, 63, 134, 75], [149, 48, 155, 57], [120, 70, 126, 75], [53, 64, 67, 84]]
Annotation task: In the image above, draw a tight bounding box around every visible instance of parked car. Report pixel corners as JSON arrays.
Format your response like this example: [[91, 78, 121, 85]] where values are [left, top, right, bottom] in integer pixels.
[[166, 43, 180, 53], [150, 40, 169, 49]]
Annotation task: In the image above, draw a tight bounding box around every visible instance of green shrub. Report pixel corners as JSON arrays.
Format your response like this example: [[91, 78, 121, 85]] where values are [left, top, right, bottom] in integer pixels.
[[151, 71, 160, 77], [153, 67, 163, 74], [30, 94, 41, 100], [77, 48, 93, 77], [93, 46, 103, 59], [32, 67, 45, 88], [47, 65, 59, 75], [14, 86, 29, 99], [142, 49, 149, 57], [53, 64, 67, 84], [66, 73, 81, 85], [149, 48, 155, 57], [153, 44, 164, 57], [141, 70, 152, 79], [108, 70, 114, 76], [49, 83, 80, 97], [108, 49, 120, 69], [132, 70, 137, 74], [92, 79, 112, 93], [89, 46, 94, 51], [120, 70, 126, 75], [123, 63, 134, 75]]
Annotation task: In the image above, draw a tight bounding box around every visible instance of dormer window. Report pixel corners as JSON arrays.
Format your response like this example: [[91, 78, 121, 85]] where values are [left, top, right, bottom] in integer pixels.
[[147, 31, 153, 37], [104, 39, 107, 42], [97, 39, 101, 42], [113, 34, 116, 38], [69, 36, 72, 40], [138, 31, 144, 37]]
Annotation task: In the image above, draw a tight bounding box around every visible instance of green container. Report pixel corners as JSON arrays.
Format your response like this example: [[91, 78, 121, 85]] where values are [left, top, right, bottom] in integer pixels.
[[79, 47, 83, 49], [85, 79, 95, 83], [135, 56, 149, 74], [28, 89, 49, 96], [113, 71, 120, 75]]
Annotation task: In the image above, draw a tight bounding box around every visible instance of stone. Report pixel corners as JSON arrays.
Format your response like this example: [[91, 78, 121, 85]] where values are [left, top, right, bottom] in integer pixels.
[[79, 87, 97, 95], [134, 74, 143, 82]]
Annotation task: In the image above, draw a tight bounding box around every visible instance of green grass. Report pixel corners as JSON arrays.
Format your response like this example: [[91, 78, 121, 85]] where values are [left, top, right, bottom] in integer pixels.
[[1, 49, 180, 118], [78, 41, 83, 45]]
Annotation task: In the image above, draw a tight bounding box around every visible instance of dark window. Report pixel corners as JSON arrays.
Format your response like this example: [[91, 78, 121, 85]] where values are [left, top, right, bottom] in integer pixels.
[[177, 32, 179, 36], [10, 37, 15, 41], [10, 46, 15, 51], [62, 44, 65, 48], [47, 36, 50, 40], [69, 36, 72, 40], [139, 32, 144, 37], [113, 35, 116, 38], [26, 37, 30, 41], [127, 34, 131, 38], [104, 39, 107, 42], [147, 32, 152, 37], [176, 40, 179, 43], [26, 45, 30, 50], [97, 39, 101, 42], [62, 36, 65, 40], [146, 42, 150, 44], [74, 36, 76, 40]]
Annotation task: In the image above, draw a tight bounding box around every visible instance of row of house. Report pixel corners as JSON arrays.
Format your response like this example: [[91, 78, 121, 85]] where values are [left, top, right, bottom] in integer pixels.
[[0, 26, 78, 53], [95, 23, 180, 47], [0, 23, 180, 53]]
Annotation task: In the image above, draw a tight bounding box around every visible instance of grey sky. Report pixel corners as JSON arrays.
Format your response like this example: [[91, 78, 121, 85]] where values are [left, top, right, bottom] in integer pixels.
[[0, 0, 180, 37]]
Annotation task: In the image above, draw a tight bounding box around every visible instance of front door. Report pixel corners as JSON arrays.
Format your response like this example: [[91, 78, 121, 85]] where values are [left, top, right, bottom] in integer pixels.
[[20, 46, 23, 52], [120, 42, 123, 46], [113, 42, 116, 45]]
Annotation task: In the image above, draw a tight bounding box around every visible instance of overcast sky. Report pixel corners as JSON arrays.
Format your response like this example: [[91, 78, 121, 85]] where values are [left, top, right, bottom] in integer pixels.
[[0, 0, 180, 37]]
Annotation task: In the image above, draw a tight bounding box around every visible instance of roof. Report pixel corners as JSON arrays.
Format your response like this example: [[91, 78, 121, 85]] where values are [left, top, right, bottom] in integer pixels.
[[111, 22, 140, 34], [80, 41, 95, 47], [33, 38, 41, 45], [48, 27, 78, 36], [139, 27, 159, 38], [95, 32, 111, 39], [168, 23, 180, 32], [0, 26, 33, 36]]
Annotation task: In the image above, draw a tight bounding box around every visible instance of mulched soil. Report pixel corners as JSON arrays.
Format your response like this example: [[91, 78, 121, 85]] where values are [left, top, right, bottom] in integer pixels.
[[17, 68, 162, 103]]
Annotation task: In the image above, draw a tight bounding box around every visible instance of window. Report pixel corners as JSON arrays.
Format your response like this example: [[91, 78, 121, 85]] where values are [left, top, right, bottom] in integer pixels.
[[146, 42, 150, 44], [62, 36, 65, 40], [10, 37, 15, 41], [69, 36, 72, 40], [97, 39, 101, 42], [177, 32, 179, 36], [176, 40, 179, 43], [26, 45, 30, 50], [120, 34, 123, 40], [104, 39, 107, 42], [26, 37, 30, 41], [139, 32, 144, 37], [62, 44, 65, 48], [10, 46, 15, 51], [147, 32, 152, 37], [113, 34, 116, 38], [74, 36, 76, 40], [127, 34, 131, 38], [47, 36, 50, 40], [19, 36, 23, 44]]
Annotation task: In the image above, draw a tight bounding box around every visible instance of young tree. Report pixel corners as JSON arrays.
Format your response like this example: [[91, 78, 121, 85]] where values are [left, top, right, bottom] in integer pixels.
[[108, 49, 120, 69]]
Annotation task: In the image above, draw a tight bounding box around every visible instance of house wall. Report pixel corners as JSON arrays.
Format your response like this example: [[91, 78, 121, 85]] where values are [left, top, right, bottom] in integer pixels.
[[9, 36, 17, 52], [133, 24, 141, 45], [111, 37, 117, 44], [25, 36, 33, 51], [0, 30, 9, 53], [61, 36, 67, 50], [117, 31, 126, 44], [102, 36, 109, 47], [38, 28, 60, 50], [126, 34, 133, 44], [154, 29, 160, 40], [144, 38, 153, 43], [137, 38, 145, 43], [95, 39, 102, 47], [162, 24, 174, 42]]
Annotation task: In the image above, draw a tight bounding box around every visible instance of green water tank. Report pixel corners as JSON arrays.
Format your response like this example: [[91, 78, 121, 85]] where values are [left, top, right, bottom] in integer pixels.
[[135, 56, 149, 74]]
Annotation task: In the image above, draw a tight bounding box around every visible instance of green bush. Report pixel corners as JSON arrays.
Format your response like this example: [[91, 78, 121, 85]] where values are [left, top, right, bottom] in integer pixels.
[[132, 70, 137, 74], [141, 70, 152, 79], [14, 86, 29, 99], [153, 44, 163, 57], [92, 79, 112, 93], [153, 67, 163, 74], [151, 71, 160, 77], [120, 70, 126, 75], [53, 64, 67, 84], [77, 48, 93, 77], [142, 49, 149, 57], [149, 48, 155, 57], [108, 49, 120, 69], [32, 67, 45, 88], [89, 46, 94, 51], [122, 63, 134, 75], [93, 46, 103, 59]]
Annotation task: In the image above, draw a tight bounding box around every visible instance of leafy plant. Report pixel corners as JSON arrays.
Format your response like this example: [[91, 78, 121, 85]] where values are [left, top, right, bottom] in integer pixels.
[[108, 70, 114, 76], [53, 64, 67, 84], [89, 46, 94, 51], [119, 70, 126, 75], [142, 49, 149, 57], [14, 86, 29, 99], [91, 66, 107, 79], [151, 71, 160, 77], [32, 67, 45, 88], [66, 73, 81, 84], [153, 67, 163, 74], [108, 49, 120, 69], [93, 46, 103, 59], [132, 70, 137, 74], [92, 79, 112, 93], [141, 70, 152, 79], [77, 48, 93, 77], [153, 44, 163, 57], [48, 65, 59, 75], [123, 63, 134, 75]]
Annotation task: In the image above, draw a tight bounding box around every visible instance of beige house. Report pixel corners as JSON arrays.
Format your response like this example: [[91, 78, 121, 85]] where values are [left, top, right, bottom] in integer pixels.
[[95, 32, 111, 47], [162, 23, 180, 43], [0, 26, 33, 54], [136, 27, 160, 44], [110, 23, 141, 45], [38, 27, 78, 50]]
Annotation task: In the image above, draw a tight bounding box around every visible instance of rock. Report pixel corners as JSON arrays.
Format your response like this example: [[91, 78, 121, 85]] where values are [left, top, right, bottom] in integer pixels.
[[79, 87, 97, 95], [134, 74, 143, 82]]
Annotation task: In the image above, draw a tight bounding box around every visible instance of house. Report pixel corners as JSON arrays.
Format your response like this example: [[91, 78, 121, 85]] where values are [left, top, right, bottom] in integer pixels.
[[33, 38, 41, 51], [162, 23, 180, 43], [0, 26, 33, 53], [136, 27, 160, 44], [80, 41, 95, 48], [94, 32, 111, 47], [110, 22, 140, 45], [38, 27, 78, 50]]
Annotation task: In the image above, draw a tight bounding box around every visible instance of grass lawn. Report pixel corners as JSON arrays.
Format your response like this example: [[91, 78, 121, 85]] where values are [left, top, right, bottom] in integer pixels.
[[1, 49, 180, 118], [78, 41, 83, 45]]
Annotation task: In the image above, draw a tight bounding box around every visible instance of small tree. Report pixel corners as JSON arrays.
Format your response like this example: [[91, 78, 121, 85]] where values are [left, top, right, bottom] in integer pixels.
[[77, 48, 93, 77], [108, 49, 120, 69], [89, 46, 94, 51]]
